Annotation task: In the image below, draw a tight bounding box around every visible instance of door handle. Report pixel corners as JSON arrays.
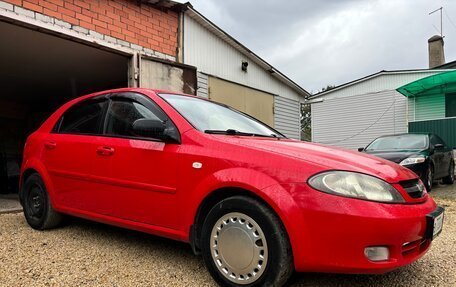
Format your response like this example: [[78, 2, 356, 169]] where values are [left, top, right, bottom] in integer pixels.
[[44, 141, 57, 150], [96, 146, 115, 156]]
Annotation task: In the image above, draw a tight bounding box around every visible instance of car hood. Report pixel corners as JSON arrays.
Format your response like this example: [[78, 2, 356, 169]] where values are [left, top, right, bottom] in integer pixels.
[[363, 150, 424, 164], [216, 136, 417, 183]]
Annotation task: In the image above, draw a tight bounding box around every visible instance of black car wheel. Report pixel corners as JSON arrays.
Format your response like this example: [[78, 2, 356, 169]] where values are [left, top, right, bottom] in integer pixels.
[[424, 166, 434, 192], [201, 196, 293, 287], [442, 161, 455, 185], [23, 173, 63, 230]]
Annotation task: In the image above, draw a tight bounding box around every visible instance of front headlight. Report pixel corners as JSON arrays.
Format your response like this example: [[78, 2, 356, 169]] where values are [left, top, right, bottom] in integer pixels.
[[399, 155, 426, 166], [308, 171, 405, 203]]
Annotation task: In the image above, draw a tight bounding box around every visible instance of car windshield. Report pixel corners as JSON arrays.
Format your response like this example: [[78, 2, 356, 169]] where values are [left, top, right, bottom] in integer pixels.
[[366, 135, 428, 151], [160, 94, 284, 138]]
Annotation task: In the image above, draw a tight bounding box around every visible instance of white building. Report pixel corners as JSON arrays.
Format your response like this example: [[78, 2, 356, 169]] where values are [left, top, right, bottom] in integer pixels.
[[308, 69, 452, 149], [180, 6, 310, 139]]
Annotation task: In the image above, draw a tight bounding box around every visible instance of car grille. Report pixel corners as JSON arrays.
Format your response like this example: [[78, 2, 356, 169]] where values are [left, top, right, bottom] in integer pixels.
[[400, 179, 425, 199]]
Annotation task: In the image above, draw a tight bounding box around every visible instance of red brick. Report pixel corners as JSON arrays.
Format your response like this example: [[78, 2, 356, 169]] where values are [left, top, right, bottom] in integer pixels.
[[106, 10, 120, 21], [57, 6, 76, 17], [94, 25, 110, 35], [62, 14, 79, 25], [64, 2, 81, 13], [79, 20, 95, 30], [98, 14, 113, 24], [110, 31, 125, 40], [43, 7, 61, 18], [75, 13, 91, 23], [73, 0, 90, 10], [4, 0, 23, 5], [92, 18, 107, 29], [107, 24, 121, 33], [39, 1, 57, 11], [81, 8, 96, 18], [47, 0, 64, 6], [23, 1, 43, 12]]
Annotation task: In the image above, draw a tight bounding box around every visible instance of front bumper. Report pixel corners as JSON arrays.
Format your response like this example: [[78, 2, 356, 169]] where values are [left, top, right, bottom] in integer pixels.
[[284, 183, 438, 274]]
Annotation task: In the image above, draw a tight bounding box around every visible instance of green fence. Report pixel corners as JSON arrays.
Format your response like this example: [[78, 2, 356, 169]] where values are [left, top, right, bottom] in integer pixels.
[[409, 118, 456, 148]]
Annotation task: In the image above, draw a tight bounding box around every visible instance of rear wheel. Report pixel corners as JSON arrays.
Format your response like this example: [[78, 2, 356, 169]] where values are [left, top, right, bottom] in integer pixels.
[[442, 161, 455, 185], [23, 173, 63, 230], [201, 196, 293, 287]]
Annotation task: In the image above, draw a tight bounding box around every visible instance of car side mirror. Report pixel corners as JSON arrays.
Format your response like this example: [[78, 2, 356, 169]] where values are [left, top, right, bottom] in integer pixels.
[[358, 147, 364, 152], [132, 118, 166, 139], [434, 143, 444, 150]]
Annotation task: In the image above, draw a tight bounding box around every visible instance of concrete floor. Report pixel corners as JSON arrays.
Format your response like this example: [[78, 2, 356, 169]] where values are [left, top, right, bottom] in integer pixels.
[[0, 193, 22, 214]]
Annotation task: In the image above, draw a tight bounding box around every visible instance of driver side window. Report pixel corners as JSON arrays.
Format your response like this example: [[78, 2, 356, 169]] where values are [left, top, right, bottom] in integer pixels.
[[105, 100, 161, 138]]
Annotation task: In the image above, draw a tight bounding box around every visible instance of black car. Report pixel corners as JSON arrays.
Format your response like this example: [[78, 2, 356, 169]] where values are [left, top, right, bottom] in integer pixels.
[[359, 133, 454, 191]]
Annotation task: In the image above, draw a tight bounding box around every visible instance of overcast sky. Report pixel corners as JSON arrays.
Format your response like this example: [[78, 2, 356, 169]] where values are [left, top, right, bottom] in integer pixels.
[[178, 0, 456, 93]]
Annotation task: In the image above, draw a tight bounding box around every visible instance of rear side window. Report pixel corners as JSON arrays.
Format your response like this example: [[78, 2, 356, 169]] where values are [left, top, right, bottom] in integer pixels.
[[58, 100, 106, 134], [105, 99, 165, 138]]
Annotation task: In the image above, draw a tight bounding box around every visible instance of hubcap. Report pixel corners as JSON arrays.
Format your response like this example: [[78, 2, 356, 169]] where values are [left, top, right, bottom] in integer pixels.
[[26, 184, 45, 220], [210, 212, 268, 285]]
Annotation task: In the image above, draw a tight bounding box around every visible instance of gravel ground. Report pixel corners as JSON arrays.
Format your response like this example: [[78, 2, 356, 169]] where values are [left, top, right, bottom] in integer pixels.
[[0, 188, 455, 287]]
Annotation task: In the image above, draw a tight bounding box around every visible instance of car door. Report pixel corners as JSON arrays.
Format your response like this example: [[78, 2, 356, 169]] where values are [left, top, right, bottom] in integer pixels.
[[430, 135, 445, 178], [40, 96, 108, 210], [434, 135, 452, 177], [92, 92, 180, 229]]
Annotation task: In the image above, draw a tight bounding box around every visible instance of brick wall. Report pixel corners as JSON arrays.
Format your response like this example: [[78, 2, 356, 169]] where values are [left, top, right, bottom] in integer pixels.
[[2, 0, 178, 56]]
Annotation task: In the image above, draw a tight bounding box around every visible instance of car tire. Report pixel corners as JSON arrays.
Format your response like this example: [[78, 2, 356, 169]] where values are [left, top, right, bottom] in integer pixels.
[[22, 173, 63, 230], [423, 166, 434, 192], [442, 161, 455, 185], [201, 195, 293, 287]]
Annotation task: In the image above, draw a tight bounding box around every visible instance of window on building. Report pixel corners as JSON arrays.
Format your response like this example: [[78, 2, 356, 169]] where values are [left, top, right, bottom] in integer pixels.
[[446, 93, 456, 117]]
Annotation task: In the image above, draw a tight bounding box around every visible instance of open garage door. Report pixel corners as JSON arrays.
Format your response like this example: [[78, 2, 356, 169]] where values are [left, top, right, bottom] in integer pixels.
[[208, 77, 275, 126], [139, 56, 196, 95], [0, 21, 129, 193]]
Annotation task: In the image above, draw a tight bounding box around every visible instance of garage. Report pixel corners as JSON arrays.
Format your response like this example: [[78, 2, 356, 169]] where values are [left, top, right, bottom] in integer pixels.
[[0, 21, 130, 193]]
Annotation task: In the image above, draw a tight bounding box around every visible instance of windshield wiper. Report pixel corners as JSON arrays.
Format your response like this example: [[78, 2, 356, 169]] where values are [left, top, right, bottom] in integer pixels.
[[204, 129, 278, 138]]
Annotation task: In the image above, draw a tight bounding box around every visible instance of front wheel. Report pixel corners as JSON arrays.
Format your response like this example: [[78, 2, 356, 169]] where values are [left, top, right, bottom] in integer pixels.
[[201, 196, 293, 287], [442, 161, 455, 185], [423, 166, 434, 192]]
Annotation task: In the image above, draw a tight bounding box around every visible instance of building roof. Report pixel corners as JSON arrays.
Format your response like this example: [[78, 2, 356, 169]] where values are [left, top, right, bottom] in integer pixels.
[[310, 69, 454, 99], [145, 1, 310, 98], [434, 59, 456, 69]]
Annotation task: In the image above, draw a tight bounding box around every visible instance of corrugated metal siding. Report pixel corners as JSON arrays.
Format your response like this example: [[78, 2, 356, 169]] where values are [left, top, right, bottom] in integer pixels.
[[312, 90, 407, 149], [183, 14, 303, 102], [410, 118, 456, 148], [197, 72, 208, 98], [314, 71, 450, 101], [274, 96, 300, 139]]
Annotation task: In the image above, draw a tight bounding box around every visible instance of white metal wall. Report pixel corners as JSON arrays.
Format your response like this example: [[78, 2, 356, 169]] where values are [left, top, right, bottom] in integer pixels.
[[314, 71, 450, 101], [183, 14, 302, 102], [312, 90, 407, 149], [274, 97, 301, 139]]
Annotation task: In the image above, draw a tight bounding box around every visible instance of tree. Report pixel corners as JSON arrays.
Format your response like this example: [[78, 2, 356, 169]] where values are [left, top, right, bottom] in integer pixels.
[[300, 103, 311, 141]]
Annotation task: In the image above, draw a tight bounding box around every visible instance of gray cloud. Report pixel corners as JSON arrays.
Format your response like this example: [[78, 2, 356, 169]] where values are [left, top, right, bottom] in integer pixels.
[[180, 0, 456, 93]]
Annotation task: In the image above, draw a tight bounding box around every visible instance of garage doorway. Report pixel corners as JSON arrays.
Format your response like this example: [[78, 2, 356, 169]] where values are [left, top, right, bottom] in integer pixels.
[[0, 21, 129, 193]]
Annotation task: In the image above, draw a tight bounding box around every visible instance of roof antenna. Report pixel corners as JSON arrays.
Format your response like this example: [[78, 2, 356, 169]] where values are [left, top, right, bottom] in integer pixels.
[[429, 7, 444, 38]]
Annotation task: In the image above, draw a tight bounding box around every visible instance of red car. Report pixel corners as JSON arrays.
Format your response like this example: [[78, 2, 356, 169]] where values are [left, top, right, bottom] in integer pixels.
[[20, 88, 444, 286]]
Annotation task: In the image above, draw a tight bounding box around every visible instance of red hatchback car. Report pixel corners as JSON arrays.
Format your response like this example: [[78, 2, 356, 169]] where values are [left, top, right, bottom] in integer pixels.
[[20, 88, 444, 286]]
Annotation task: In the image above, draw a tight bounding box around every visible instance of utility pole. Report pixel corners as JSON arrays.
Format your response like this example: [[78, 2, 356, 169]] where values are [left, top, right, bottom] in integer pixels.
[[429, 7, 443, 37]]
